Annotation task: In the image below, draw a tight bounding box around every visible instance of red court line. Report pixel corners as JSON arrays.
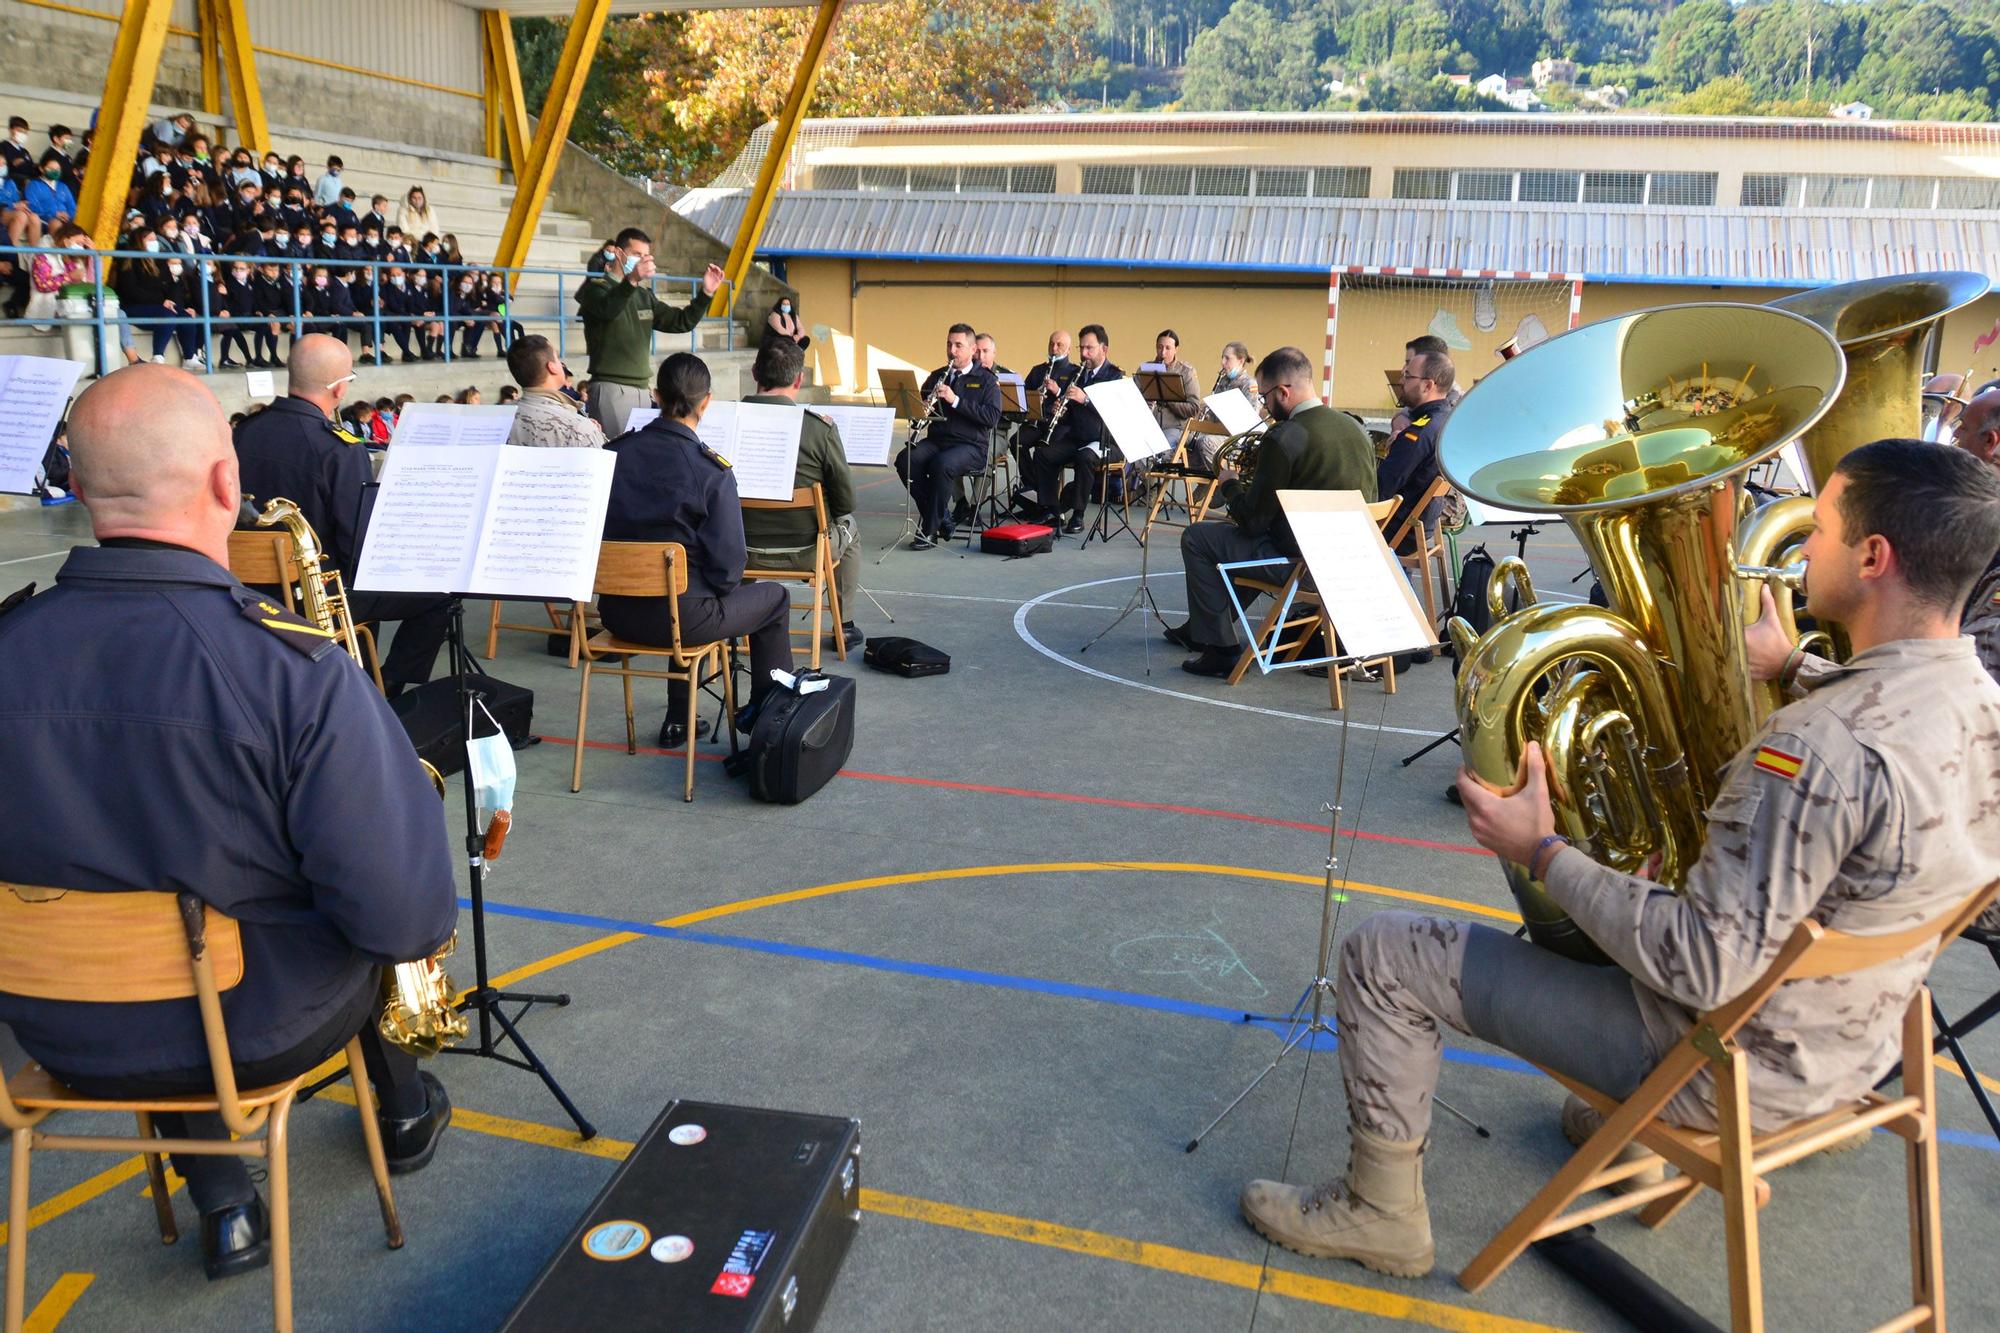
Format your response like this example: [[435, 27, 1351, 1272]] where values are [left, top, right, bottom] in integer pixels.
[[539, 735, 1490, 858]]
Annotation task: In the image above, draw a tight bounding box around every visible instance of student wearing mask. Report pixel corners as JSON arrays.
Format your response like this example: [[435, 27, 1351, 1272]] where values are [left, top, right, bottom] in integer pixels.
[[46, 125, 76, 191], [383, 226, 411, 266], [24, 152, 76, 228], [302, 264, 353, 340], [0, 172, 42, 249], [0, 117, 34, 189], [378, 265, 420, 362], [766, 296, 808, 348], [282, 156, 310, 199], [456, 270, 500, 358], [258, 152, 284, 193], [213, 260, 256, 368], [417, 272, 445, 360], [115, 229, 203, 367], [250, 261, 292, 367]]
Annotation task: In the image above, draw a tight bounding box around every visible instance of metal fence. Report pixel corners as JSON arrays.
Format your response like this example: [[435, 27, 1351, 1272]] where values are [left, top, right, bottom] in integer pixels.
[[10, 243, 736, 376]]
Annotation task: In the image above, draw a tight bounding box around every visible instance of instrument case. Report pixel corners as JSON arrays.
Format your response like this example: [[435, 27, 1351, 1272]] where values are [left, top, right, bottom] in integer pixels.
[[389, 670, 535, 777], [861, 636, 951, 678], [503, 1100, 861, 1333], [979, 522, 1055, 557], [739, 673, 855, 805]]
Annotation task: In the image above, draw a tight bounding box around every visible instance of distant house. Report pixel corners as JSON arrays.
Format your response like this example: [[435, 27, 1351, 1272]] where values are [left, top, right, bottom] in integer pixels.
[[1474, 74, 1511, 100], [1830, 101, 1874, 121], [1476, 74, 1543, 111], [1531, 58, 1578, 89], [1581, 84, 1630, 109], [1444, 73, 1472, 88]]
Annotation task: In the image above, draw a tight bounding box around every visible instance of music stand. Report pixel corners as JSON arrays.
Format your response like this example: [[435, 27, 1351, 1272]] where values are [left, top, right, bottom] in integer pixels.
[[876, 368, 930, 558]]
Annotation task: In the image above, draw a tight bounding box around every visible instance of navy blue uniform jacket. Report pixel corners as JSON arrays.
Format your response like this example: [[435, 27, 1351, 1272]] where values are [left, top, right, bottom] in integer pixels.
[[0, 545, 457, 1078], [917, 363, 1003, 448], [1378, 396, 1450, 536], [1051, 360, 1124, 447], [602, 418, 744, 601], [234, 396, 372, 576]]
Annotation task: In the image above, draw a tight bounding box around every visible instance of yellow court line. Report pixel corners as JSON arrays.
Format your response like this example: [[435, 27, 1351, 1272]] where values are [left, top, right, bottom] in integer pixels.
[[489, 860, 1520, 991], [0, 1156, 147, 1246], [1933, 1053, 2000, 1098], [22, 1273, 92, 1333]]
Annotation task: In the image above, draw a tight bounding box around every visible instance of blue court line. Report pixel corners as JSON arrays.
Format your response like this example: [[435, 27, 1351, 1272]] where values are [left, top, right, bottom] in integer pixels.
[[466, 895, 2000, 1152]]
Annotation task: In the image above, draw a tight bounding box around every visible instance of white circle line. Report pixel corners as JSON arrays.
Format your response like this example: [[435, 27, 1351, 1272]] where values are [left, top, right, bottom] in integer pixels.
[[1011, 575, 1448, 738]]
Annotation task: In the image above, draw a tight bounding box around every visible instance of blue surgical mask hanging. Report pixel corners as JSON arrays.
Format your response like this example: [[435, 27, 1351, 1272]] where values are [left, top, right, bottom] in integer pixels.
[[466, 700, 516, 824]]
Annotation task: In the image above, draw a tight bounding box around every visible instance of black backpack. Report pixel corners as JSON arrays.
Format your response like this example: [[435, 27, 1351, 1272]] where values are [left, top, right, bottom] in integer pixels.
[[1444, 544, 1516, 675]]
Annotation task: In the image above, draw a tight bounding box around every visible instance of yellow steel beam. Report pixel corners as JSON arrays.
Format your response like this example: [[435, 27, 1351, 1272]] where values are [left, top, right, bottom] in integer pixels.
[[484, 10, 530, 180], [196, 0, 220, 115], [710, 0, 846, 317], [77, 0, 174, 250], [213, 0, 269, 154], [483, 30, 501, 161], [493, 0, 611, 274]]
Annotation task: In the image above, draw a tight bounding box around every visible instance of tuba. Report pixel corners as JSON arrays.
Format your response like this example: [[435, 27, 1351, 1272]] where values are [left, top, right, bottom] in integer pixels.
[[250, 499, 470, 1056], [1442, 304, 1845, 963], [1733, 273, 1990, 652]]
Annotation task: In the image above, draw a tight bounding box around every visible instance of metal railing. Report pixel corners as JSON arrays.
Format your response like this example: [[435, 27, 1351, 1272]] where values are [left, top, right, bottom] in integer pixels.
[[8, 242, 737, 377]]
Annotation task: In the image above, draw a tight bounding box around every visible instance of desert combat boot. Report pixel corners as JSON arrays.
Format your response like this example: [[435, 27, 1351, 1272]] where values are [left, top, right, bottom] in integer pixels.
[[1238, 1127, 1433, 1277]]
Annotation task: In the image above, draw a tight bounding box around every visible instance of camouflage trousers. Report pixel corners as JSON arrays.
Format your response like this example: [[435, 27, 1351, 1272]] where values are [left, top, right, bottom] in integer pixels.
[[1336, 911, 1659, 1142]]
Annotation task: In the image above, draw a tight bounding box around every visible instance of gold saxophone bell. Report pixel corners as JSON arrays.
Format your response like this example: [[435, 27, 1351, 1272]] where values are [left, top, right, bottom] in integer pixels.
[[1441, 302, 1846, 962], [250, 500, 468, 1055]]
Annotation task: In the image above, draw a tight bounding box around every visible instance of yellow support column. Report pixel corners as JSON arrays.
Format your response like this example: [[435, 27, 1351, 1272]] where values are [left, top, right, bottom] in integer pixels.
[[710, 0, 846, 318], [484, 10, 530, 180], [493, 0, 610, 274], [213, 0, 269, 155], [197, 0, 221, 116], [77, 0, 175, 250]]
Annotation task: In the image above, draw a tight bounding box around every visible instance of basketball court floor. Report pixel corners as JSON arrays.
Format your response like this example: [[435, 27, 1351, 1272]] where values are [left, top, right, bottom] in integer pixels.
[[2, 476, 1997, 1332]]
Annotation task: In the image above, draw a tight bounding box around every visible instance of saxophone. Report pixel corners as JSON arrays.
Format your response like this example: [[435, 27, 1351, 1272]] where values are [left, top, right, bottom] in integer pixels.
[[251, 498, 469, 1057]]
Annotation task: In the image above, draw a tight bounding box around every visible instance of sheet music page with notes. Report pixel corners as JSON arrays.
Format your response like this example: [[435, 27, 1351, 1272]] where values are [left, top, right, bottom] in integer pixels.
[[386, 402, 518, 448], [354, 445, 494, 594], [1278, 489, 1433, 660], [1085, 377, 1171, 464], [0, 355, 82, 494], [1202, 388, 1263, 436], [815, 404, 898, 466], [690, 399, 803, 502]]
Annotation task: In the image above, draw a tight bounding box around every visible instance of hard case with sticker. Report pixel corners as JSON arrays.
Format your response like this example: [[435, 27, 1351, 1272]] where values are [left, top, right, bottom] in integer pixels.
[[502, 1100, 862, 1332]]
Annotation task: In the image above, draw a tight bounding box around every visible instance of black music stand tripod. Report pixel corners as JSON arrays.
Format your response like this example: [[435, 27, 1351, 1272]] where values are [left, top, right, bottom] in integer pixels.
[[434, 597, 596, 1138]]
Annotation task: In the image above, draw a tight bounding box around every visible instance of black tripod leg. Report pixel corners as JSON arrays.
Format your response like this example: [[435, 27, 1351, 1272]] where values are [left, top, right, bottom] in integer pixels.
[[1933, 997, 2000, 1139], [486, 1000, 597, 1139], [1399, 727, 1460, 767]]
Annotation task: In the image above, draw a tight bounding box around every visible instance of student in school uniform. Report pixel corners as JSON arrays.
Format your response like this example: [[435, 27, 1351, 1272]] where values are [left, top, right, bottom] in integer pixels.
[[251, 261, 292, 367], [302, 264, 353, 340], [377, 265, 419, 363], [213, 258, 256, 369]]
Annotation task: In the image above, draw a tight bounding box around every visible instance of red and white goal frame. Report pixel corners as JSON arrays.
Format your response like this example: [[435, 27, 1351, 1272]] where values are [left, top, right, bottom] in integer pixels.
[[1321, 266, 1586, 400]]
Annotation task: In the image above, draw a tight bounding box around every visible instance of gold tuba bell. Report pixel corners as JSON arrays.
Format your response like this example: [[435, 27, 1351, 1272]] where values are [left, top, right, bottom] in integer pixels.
[[1441, 304, 1845, 963], [248, 498, 470, 1056]]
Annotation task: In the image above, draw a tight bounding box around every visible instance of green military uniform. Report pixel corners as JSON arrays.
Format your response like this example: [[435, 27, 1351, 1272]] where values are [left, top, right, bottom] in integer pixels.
[[574, 273, 709, 436], [739, 393, 860, 610]]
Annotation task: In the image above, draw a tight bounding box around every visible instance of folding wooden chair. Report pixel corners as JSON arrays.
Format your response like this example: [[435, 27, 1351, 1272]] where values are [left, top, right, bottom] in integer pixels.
[[570, 541, 735, 803], [1382, 475, 1457, 627], [0, 883, 403, 1333], [226, 528, 385, 692], [1143, 419, 1232, 540], [743, 484, 844, 670], [1224, 498, 1401, 710], [485, 600, 581, 665], [1460, 878, 2000, 1332]]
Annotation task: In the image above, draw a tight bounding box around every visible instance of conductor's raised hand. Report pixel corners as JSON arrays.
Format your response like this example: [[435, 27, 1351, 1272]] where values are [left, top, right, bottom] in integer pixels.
[[1456, 741, 1556, 866]]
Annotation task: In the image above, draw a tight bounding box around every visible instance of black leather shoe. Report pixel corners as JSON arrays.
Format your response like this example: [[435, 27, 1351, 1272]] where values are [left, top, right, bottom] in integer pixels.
[[383, 1071, 452, 1175], [733, 699, 764, 735], [1162, 621, 1197, 651], [910, 532, 937, 551], [1063, 515, 1085, 534], [1181, 647, 1236, 678], [829, 621, 863, 652], [951, 500, 974, 525], [659, 717, 712, 748], [937, 524, 955, 543], [201, 1195, 271, 1280]]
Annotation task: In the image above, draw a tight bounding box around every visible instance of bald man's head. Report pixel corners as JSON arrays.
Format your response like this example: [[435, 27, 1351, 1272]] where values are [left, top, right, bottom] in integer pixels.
[[1958, 389, 2000, 467], [287, 334, 353, 414], [69, 365, 238, 559]]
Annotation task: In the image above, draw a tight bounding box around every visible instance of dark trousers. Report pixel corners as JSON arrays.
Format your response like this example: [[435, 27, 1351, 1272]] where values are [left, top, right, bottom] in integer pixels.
[[125, 304, 200, 360], [217, 328, 252, 364], [895, 436, 984, 535], [601, 583, 793, 712], [1029, 436, 1101, 517], [387, 325, 414, 359], [253, 326, 280, 362], [346, 590, 453, 691], [460, 320, 495, 356], [51, 976, 426, 1214]]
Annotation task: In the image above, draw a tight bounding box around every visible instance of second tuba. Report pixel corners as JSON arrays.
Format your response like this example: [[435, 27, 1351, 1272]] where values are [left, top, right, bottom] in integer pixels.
[[1442, 304, 1845, 963]]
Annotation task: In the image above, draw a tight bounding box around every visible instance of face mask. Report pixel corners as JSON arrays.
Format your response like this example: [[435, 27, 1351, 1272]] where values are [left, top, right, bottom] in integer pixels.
[[166, 263, 182, 276], [183, 221, 198, 234], [621, 253, 640, 275], [141, 238, 159, 252], [313, 275, 326, 288], [391, 276, 404, 288], [264, 160, 279, 172], [52, 141, 67, 153], [780, 303, 792, 314], [602, 247, 618, 265], [322, 232, 336, 244], [42, 166, 58, 179], [10, 132, 24, 146], [296, 237, 311, 249], [160, 229, 177, 241], [242, 193, 256, 204], [231, 269, 248, 282], [466, 702, 517, 833]]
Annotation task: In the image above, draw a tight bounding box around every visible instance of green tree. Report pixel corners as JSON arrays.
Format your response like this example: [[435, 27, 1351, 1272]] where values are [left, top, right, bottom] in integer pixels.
[[1181, 1, 1322, 111], [1654, 0, 1737, 91], [1668, 74, 1760, 115]]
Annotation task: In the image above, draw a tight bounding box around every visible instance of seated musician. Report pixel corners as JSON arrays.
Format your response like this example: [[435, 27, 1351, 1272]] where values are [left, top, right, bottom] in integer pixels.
[[893, 323, 1001, 548], [600, 352, 795, 745], [1012, 329, 1076, 508], [741, 335, 863, 650], [1212, 340, 1262, 418], [1022, 323, 1123, 534], [1378, 348, 1454, 554], [0, 365, 457, 1282], [232, 334, 452, 696], [1162, 346, 1376, 677], [951, 333, 1014, 527], [1238, 439, 2000, 1278], [1146, 329, 1204, 462]]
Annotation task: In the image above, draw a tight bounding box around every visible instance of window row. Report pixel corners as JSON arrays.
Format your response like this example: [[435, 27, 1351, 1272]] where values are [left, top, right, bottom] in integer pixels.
[[1389, 168, 1719, 207], [1739, 173, 2000, 211]]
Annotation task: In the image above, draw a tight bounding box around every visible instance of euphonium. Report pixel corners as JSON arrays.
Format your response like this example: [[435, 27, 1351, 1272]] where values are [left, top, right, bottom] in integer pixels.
[[1733, 273, 1990, 653], [249, 497, 469, 1056], [1213, 424, 1265, 485], [1442, 304, 1845, 963]]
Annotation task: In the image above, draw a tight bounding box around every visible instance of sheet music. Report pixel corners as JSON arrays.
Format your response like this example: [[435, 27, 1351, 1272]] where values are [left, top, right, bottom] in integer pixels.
[[467, 448, 617, 602], [0, 356, 82, 494], [996, 373, 1026, 414], [690, 399, 804, 502], [1203, 388, 1262, 435], [354, 445, 493, 592], [356, 443, 615, 600], [1280, 489, 1433, 659], [815, 403, 897, 466], [387, 402, 517, 448], [622, 407, 660, 434], [1136, 361, 1168, 374], [1085, 377, 1171, 464]]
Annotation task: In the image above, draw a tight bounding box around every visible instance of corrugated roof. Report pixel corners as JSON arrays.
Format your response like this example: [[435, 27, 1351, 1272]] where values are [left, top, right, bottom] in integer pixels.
[[674, 188, 2000, 285]]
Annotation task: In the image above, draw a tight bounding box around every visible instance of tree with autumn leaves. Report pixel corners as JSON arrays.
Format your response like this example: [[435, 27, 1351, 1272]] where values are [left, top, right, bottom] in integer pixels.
[[516, 2, 1086, 185]]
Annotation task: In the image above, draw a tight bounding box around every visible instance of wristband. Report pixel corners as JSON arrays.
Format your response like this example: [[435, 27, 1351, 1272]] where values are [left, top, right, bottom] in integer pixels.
[[1527, 834, 1571, 881], [1779, 643, 1807, 689]]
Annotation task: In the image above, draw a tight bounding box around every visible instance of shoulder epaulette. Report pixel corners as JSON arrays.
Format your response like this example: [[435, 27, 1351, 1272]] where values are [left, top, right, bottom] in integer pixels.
[[700, 443, 732, 470], [0, 582, 34, 618], [331, 423, 366, 446], [804, 408, 835, 429], [229, 585, 339, 659]]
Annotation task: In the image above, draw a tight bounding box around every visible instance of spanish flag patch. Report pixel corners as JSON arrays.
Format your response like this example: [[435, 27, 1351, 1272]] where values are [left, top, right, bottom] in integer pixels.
[[1753, 745, 1805, 780]]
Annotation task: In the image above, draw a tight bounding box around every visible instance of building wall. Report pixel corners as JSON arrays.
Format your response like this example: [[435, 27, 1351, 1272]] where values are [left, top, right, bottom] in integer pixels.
[[787, 257, 2000, 414], [0, 0, 487, 155]]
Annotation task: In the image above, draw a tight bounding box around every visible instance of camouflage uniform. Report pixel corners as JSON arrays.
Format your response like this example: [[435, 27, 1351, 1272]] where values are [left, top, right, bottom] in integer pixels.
[[1338, 637, 2000, 1142]]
